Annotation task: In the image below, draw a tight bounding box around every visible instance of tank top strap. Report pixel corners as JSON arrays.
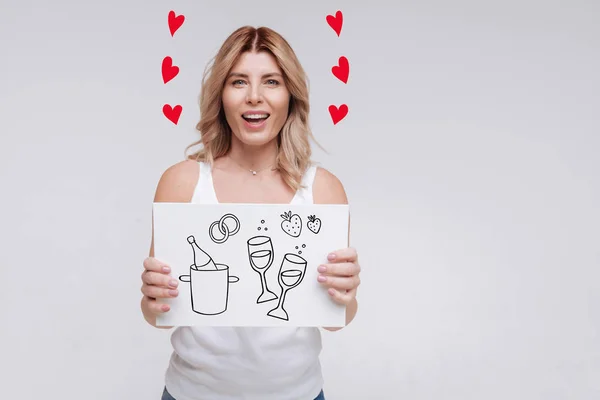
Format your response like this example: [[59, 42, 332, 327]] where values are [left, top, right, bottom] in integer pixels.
[[190, 161, 219, 204], [302, 164, 318, 188], [292, 164, 318, 205]]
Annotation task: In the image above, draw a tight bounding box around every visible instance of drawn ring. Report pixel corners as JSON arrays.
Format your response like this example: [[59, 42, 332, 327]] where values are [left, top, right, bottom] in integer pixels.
[[209, 220, 230, 243], [209, 214, 240, 244], [219, 214, 240, 236]]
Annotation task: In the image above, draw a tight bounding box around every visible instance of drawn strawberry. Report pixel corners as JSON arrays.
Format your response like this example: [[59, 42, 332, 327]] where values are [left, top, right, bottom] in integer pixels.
[[307, 215, 321, 234], [280, 211, 302, 237]]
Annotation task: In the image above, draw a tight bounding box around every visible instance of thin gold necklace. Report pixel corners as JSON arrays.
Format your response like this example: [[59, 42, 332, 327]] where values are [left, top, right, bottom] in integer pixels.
[[228, 156, 276, 176]]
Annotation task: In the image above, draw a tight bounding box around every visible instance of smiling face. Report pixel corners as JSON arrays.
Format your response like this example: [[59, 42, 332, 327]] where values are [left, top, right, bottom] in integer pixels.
[[222, 51, 290, 147]]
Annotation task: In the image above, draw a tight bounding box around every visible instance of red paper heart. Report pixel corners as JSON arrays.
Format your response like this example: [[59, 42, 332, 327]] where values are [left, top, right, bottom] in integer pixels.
[[162, 56, 179, 84], [332, 56, 349, 84], [168, 11, 185, 37], [328, 104, 348, 125], [163, 104, 182, 125], [326, 10, 343, 36]]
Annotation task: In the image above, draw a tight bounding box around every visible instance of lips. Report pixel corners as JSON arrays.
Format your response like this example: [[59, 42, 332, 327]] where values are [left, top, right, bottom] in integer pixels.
[[242, 111, 270, 124], [243, 116, 269, 123]]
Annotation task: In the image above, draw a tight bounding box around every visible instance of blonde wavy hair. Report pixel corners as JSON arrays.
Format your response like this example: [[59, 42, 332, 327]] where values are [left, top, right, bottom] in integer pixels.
[[185, 26, 320, 192]]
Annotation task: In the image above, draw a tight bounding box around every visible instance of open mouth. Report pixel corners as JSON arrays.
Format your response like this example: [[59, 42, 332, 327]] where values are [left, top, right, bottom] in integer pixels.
[[242, 113, 270, 125]]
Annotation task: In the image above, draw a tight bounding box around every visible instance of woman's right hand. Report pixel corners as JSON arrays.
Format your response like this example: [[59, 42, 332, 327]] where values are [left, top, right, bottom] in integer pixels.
[[141, 257, 179, 325]]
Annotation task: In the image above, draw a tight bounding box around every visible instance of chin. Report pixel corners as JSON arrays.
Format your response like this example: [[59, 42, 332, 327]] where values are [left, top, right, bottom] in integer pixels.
[[233, 119, 281, 147], [235, 130, 278, 147]]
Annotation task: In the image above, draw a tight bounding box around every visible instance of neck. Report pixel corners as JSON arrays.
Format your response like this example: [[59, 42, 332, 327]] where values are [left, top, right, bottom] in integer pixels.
[[227, 137, 278, 173]]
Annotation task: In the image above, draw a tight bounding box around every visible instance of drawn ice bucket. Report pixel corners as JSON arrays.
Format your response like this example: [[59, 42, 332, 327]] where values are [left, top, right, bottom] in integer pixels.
[[179, 264, 239, 315]]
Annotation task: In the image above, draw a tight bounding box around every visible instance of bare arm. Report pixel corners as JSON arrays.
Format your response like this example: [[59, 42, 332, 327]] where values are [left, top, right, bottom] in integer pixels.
[[313, 167, 359, 332], [141, 160, 199, 328]]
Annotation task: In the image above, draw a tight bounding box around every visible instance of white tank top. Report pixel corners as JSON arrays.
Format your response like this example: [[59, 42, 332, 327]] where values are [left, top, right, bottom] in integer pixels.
[[164, 161, 324, 400]]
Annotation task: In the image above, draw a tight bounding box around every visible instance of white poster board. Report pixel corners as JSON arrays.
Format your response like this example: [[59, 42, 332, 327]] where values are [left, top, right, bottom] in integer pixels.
[[153, 203, 349, 327]]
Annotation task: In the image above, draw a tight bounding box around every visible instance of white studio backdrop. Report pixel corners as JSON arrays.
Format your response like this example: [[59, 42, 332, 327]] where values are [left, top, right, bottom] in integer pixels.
[[1, 0, 599, 399]]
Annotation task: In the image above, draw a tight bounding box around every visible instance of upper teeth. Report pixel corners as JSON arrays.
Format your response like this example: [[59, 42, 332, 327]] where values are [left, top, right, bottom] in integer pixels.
[[244, 114, 268, 119]]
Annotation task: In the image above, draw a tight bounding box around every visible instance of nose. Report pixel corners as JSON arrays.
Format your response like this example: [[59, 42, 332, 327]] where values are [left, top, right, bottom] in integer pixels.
[[245, 84, 263, 104]]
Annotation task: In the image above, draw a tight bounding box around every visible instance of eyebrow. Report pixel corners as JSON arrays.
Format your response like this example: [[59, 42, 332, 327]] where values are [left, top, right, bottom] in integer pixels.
[[228, 72, 283, 79]]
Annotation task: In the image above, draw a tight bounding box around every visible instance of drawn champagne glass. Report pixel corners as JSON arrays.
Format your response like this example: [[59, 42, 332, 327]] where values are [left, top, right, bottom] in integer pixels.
[[267, 253, 307, 321], [247, 236, 278, 303]]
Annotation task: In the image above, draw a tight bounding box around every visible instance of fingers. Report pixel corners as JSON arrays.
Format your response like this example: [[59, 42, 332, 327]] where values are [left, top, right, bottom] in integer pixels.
[[141, 257, 178, 317], [318, 262, 360, 277], [317, 273, 360, 291], [327, 287, 357, 305], [143, 257, 171, 274], [142, 270, 179, 289], [141, 283, 179, 300], [318, 253, 360, 305], [142, 295, 171, 314], [327, 247, 358, 263]]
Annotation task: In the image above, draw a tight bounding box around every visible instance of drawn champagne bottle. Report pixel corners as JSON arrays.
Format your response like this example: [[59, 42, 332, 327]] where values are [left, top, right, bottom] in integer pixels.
[[187, 235, 218, 270]]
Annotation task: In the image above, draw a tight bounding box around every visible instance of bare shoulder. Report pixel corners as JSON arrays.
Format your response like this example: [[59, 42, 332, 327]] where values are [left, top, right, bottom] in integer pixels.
[[154, 159, 199, 203], [313, 166, 349, 205]]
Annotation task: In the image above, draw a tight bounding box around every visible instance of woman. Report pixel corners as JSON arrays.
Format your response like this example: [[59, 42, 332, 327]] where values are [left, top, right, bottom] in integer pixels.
[[141, 26, 361, 400]]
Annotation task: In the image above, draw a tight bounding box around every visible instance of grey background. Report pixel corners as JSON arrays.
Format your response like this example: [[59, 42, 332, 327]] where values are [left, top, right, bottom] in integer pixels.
[[1, 0, 599, 399]]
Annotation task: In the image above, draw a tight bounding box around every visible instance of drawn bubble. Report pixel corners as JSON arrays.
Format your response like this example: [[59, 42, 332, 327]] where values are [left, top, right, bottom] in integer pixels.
[[261, 220, 265, 224], [258, 227, 261, 230], [298, 251, 302, 255], [302, 244, 306, 248], [295, 246, 298, 249], [264, 227, 268, 231]]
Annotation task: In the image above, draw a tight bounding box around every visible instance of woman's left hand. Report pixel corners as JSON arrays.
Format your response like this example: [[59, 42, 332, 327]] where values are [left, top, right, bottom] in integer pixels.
[[317, 247, 361, 305]]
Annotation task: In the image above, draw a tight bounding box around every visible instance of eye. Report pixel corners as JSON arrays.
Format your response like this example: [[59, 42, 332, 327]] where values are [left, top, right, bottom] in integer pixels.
[[232, 79, 246, 86], [266, 79, 279, 86]]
